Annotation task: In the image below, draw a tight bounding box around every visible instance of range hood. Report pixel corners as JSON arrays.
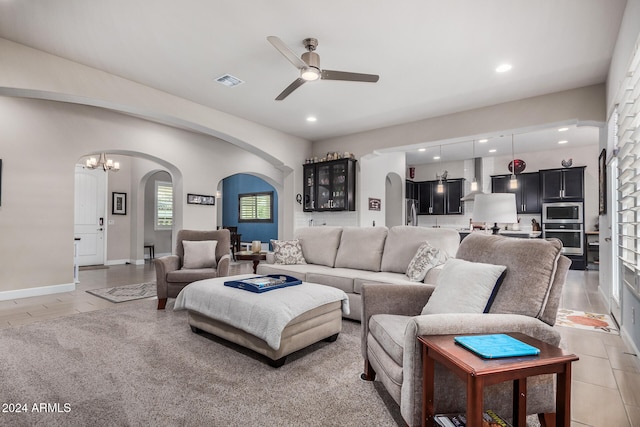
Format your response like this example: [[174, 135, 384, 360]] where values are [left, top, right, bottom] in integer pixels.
[[460, 157, 486, 201]]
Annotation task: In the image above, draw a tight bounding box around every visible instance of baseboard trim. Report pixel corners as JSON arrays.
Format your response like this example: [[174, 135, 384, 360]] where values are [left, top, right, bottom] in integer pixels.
[[106, 259, 131, 266], [0, 282, 76, 301]]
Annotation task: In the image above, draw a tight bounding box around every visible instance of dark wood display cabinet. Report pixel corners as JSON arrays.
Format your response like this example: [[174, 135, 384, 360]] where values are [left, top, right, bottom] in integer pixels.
[[491, 172, 541, 214], [540, 166, 585, 201], [417, 178, 464, 215], [303, 158, 356, 212]]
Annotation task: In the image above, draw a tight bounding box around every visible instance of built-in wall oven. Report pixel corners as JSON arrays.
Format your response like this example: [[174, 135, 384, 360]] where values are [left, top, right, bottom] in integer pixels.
[[542, 202, 584, 255]]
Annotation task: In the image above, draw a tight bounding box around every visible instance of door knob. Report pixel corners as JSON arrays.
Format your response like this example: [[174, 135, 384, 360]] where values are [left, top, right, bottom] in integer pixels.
[[97, 228, 103, 231]]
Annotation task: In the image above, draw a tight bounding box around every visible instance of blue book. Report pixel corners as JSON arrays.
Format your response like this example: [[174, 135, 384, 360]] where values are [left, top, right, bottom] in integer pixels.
[[454, 334, 540, 359]]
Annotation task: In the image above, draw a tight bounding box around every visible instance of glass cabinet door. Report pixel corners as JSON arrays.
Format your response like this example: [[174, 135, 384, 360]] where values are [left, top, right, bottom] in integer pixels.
[[303, 164, 316, 211], [316, 163, 333, 210]]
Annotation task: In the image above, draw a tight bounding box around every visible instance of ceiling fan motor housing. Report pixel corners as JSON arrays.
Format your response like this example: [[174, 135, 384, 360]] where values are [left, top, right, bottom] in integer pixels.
[[301, 51, 320, 69]]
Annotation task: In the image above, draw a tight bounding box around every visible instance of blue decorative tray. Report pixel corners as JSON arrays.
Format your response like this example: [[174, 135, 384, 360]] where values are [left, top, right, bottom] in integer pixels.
[[224, 275, 302, 293]]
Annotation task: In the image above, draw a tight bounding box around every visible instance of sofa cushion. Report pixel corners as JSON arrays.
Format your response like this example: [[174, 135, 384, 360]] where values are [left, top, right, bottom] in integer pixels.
[[271, 239, 306, 265], [334, 227, 388, 271], [381, 226, 460, 273], [295, 227, 343, 267], [369, 314, 412, 366], [421, 258, 506, 315], [182, 240, 218, 269], [405, 242, 448, 282], [306, 268, 362, 293], [455, 233, 562, 319]]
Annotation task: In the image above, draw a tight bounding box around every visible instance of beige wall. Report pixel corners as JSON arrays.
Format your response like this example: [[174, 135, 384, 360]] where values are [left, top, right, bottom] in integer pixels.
[[313, 84, 606, 158], [0, 97, 292, 297]]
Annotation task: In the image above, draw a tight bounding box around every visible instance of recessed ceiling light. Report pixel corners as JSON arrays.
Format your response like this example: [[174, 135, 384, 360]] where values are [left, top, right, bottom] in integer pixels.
[[433, 155, 441, 160], [418, 148, 426, 152], [558, 127, 569, 132], [215, 74, 244, 87], [558, 140, 568, 144], [479, 139, 488, 143], [306, 116, 317, 122], [489, 149, 497, 153], [495, 64, 512, 73]]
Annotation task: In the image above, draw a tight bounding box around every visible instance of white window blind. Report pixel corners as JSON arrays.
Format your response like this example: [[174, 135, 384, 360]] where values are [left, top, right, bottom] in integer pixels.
[[239, 192, 273, 222], [156, 181, 173, 230], [617, 38, 640, 296]]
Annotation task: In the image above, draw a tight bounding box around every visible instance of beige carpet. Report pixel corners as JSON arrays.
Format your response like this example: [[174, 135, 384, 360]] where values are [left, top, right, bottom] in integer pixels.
[[0, 299, 402, 426]]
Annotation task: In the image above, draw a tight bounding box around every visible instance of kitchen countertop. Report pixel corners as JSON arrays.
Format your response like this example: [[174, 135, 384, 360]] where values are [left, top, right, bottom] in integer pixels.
[[458, 229, 542, 238]]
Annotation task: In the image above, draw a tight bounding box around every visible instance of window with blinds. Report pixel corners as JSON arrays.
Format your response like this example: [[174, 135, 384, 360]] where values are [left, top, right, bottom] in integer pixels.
[[156, 181, 173, 230], [617, 39, 640, 296], [238, 191, 273, 222]]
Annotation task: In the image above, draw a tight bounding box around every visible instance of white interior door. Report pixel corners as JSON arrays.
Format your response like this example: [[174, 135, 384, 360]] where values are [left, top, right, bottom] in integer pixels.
[[74, 165, 106, 266]]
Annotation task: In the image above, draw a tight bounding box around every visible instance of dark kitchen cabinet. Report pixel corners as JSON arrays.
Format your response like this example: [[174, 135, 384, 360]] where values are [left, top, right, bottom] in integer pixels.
[[303, 158, 356, 212], [406, 180, 418, 200], [491, 172, 541, 213], [540, 167, 584, 201], [417, 178, 464, 215]]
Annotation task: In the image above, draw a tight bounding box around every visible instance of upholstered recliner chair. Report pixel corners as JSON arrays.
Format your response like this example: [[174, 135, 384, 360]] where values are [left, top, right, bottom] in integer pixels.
[[154, 229, 231, 309], [361, 233, 571, 426]]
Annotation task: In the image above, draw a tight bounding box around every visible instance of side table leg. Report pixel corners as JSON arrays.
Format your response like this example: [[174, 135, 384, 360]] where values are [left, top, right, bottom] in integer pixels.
[[467, 376, 484, 427], [422, 346, 435, 427], [513, 378, 527, 426], [252, 259, 259, 274], [556, 362, 572, 427]]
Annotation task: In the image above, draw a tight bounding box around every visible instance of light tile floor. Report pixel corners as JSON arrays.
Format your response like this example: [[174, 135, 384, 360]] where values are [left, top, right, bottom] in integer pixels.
[[0, 263, 638, 426]]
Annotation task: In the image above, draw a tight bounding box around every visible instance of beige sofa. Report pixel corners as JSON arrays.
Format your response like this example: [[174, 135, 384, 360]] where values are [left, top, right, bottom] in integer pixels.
[[256, 225, 460, 321]]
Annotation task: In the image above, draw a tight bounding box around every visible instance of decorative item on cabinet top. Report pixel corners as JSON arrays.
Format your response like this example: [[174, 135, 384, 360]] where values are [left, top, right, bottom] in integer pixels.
[[305, 151, 355, 164]]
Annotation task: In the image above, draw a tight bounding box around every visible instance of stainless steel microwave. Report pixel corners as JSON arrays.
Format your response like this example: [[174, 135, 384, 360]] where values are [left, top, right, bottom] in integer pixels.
[[542, 202, 583, 223]]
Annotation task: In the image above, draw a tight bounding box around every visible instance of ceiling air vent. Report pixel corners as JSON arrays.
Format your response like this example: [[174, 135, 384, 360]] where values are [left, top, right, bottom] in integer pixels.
[[215, 74, 244, 87]]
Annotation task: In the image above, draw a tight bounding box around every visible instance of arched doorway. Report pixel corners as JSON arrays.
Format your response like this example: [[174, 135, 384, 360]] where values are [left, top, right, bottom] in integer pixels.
[[385, 172, 403, 227]]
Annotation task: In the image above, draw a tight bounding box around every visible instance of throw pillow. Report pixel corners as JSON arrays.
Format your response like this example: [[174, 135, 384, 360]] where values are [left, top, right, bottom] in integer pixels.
[[182, 240, 218, 269], [271, 239, 307, 265], [405, 241, 448, 282], [421, 258, 507, 315]]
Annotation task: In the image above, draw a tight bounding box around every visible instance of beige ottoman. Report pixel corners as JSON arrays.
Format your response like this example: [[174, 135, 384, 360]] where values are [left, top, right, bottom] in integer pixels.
[[174, 275, 349, 367]]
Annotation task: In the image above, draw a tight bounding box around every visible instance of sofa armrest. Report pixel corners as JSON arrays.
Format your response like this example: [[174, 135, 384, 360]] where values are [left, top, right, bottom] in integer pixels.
[[217, 253, 231, 277], [400, 313, 560, 427], [361, 282, 435, 359], [154, 255, 180, 299]]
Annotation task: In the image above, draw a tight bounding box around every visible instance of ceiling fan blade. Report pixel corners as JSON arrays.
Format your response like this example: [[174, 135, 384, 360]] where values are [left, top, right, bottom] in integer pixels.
[[267, 36, 308, 70], [321, 69, 379, 83], [275, 78, 306, 101]]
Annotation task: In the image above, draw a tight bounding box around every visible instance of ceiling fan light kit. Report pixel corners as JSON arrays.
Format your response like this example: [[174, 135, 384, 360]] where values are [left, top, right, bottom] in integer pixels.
[[267, 36, 379, 100]]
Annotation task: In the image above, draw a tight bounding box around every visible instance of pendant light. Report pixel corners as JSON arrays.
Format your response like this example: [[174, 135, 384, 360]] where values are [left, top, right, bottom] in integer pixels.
[[509, 135, 518, 189], [436, 145, 444, 193], [470, 140, 478, 192]]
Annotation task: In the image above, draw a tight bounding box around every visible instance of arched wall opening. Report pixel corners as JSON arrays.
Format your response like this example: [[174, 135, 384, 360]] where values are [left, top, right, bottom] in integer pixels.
[[219, 173, 280, 250]]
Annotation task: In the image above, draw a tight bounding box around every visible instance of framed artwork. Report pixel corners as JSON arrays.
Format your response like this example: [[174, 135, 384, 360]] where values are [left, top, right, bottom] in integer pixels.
[[599, 148, 607, 215], [187, 193, 215, 206], [368, 197, 381, 211], [112, 192, 127, 215]]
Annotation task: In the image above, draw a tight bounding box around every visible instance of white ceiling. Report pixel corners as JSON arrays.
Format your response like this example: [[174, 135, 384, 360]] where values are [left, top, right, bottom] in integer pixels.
[[0, 1, 625, 155]]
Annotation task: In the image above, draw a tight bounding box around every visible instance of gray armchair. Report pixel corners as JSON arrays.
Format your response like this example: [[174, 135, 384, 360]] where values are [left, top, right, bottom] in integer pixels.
[[154, 229, 231, 309], [361, 233, 571, 426]]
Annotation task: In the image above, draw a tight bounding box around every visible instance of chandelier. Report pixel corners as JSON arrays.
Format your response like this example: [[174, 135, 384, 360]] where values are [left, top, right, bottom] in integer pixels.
[[86, 153, 120, 172]]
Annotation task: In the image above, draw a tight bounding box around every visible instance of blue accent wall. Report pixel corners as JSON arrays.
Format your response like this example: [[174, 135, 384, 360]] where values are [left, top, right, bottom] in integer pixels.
[[222, 174, 278, 245]]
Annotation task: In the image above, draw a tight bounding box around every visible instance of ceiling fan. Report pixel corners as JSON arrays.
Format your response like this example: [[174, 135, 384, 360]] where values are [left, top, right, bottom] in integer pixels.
[[267, 36, 380, 101]]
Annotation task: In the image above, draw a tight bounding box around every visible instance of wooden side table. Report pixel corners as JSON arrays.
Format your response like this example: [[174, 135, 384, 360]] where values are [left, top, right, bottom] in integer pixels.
[[418, 333, 579, 427], [234, 251, 267, 273]]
